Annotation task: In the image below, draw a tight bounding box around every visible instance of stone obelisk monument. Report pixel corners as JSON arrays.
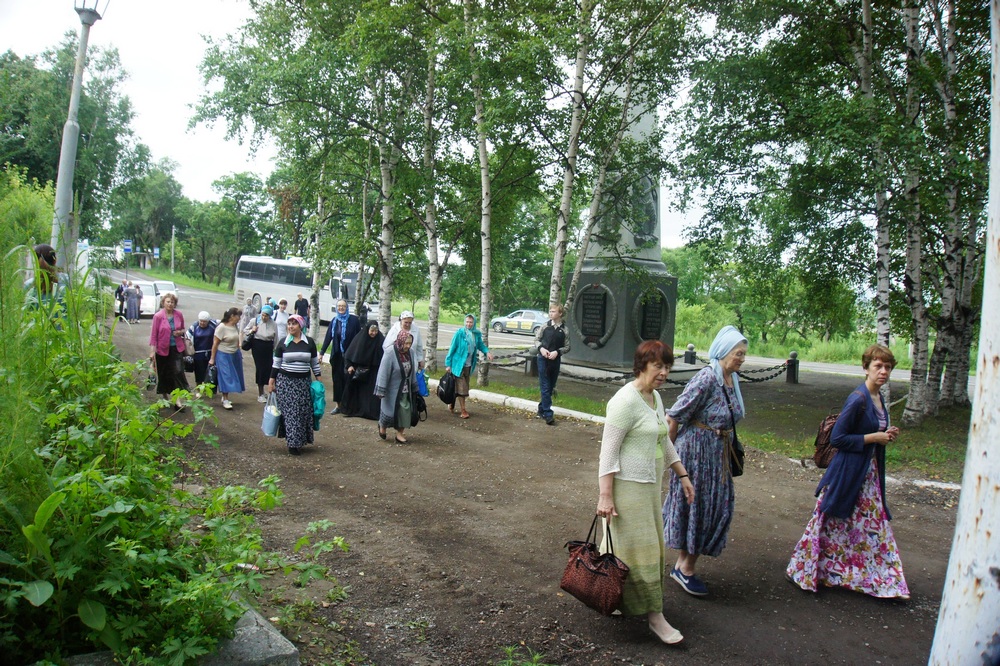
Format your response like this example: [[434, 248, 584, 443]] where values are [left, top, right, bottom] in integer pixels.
[[567, 112, 678, 367]]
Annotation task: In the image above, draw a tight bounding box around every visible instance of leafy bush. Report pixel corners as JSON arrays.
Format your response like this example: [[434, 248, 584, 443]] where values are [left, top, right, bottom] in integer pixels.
[[0, 250, 277, 664]]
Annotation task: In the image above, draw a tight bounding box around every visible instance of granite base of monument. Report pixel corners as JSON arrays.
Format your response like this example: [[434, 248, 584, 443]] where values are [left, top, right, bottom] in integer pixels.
[[568, 261, 678, 368]]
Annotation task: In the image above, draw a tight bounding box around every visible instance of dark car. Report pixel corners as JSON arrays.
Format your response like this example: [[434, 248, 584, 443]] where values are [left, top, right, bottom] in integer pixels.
[[489, 309, 548, 335]]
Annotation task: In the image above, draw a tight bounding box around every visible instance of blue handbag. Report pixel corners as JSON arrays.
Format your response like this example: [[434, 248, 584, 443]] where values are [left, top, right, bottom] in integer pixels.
[[261, 393, 281, 437], [415, 369, 429, 397]]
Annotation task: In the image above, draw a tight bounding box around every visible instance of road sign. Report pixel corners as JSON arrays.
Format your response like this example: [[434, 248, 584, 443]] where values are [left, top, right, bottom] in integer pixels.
[[124, 240, 132, 254], [153, 247, 160, 259]]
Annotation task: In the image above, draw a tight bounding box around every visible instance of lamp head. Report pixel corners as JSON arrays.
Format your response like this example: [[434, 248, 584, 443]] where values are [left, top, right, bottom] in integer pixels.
[[74, 0, 109, 25]]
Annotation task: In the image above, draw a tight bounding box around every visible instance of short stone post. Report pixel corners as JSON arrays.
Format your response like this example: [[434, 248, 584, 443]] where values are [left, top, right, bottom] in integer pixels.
[[525, 353, 538, 377], [786, 350, 799, 384], [683, 343, 697, 365]]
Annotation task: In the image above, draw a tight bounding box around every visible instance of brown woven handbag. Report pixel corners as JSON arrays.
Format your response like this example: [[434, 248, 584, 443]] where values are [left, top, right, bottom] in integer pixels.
[[560, 515, 629, 616]]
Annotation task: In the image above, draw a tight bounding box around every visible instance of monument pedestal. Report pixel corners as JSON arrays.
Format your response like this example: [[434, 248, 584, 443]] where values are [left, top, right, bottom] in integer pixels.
[[568, 259, 678, 368]]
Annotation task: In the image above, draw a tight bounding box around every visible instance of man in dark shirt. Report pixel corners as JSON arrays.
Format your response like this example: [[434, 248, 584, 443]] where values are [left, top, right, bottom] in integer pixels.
[[115, 279, 127, 318], [532, 303, 570, 425], [294, 293, 311, 330]]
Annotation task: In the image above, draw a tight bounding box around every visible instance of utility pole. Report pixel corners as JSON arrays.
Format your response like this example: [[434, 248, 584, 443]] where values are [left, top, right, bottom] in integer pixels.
[[928, 1, 1000, 662], [171, 225, 176, 274], [51, 1, 105, 273]]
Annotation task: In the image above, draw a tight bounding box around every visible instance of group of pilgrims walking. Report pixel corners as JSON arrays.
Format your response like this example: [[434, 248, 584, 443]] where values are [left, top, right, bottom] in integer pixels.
[[596, 326, 909, 647], [143, 288, 909, 645], [151, 294, 436, 455]]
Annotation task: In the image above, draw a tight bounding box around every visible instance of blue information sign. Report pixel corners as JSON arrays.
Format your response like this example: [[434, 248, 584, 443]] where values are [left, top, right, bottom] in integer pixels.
[[123, 240, 132, 254], [153, 247, 160, 259]]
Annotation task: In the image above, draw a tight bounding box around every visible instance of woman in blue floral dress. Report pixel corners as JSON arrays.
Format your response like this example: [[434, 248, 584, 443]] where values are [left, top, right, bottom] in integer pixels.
[[662, 325, 747, 597], [785, 344, 909, 598]]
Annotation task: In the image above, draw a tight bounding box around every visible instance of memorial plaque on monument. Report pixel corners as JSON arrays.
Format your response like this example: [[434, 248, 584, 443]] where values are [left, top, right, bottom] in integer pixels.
[[640, 295, 665, 340], [580, 290, 607, 341]]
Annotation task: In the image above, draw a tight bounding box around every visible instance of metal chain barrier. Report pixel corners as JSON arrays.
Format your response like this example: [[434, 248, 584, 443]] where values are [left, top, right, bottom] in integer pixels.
[[738, 363, 788, 383], [478, 353, 788, 385]]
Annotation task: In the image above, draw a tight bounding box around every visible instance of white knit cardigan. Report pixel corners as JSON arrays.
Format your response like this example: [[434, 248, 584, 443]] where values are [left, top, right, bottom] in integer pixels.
[[598, 383, 680, 483]]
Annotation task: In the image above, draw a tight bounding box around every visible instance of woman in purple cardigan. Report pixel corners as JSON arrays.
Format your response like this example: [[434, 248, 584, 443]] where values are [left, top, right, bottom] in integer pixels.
[[149, 292, 190, 410], [786, 344, 909, 598]]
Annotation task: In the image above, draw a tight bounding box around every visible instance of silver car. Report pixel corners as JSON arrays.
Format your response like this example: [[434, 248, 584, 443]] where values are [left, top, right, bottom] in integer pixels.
[[489, 309, 548, 335]]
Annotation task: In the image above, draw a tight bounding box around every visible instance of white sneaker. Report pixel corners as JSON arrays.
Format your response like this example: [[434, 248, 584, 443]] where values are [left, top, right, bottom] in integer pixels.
[[257, 395, 267, 403], [222, 399, 233, 410]]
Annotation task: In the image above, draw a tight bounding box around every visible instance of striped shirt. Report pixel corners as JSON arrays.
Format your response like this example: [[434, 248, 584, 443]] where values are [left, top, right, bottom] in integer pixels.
[[271, 337, 321, 378]]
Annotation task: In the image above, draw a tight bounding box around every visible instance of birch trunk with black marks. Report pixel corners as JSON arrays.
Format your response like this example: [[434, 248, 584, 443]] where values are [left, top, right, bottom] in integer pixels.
[[465, 0, 494, 387], [421, 30, 442, 374], [900, 0, 930, 426], [855, 0, 893, 351], [928, 3, 1000, 656], [549, 0, 594, 307]]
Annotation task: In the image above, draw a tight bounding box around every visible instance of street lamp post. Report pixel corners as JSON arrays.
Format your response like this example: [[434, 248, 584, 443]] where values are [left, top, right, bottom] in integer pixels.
[[51, 0, 108, 273]]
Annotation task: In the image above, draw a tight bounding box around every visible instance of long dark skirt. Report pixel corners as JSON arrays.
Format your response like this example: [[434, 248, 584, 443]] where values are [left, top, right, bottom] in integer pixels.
[[331, 352, 348, 403], [155, 346, 189, 396], [250, 337, 275, 388], [341, 367, 380, 420], [275, 373, 314, 449]]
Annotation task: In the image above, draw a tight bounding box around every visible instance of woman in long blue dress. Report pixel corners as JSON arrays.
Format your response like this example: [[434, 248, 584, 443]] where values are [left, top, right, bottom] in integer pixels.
[[125, 282, 140, 323], [662, 325, 747, 597]]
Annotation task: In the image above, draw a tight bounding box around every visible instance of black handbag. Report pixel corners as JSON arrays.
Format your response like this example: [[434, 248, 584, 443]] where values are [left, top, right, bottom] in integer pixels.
[[241, 330, 255, 351], [721, 388, 745, 477], [352, 366, 370, 383], [560, 515, 629, 616], [437, 370, 456, 405], [206, 364, 218, 387], [410, 392, 428, 427]]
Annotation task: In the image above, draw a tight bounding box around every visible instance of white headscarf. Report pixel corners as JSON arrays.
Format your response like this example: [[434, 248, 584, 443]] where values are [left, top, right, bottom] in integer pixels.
[[708, 325, 748, 415]]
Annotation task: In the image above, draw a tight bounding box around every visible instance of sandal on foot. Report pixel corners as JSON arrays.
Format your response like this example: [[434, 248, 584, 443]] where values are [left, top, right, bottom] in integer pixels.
[[378, 428, 387, 440], [460, 411, 470, 419], [394, 435, 407, 444]]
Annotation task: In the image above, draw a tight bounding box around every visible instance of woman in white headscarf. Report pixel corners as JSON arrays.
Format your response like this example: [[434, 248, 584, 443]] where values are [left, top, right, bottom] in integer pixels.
[[661, 325, 747, 598]]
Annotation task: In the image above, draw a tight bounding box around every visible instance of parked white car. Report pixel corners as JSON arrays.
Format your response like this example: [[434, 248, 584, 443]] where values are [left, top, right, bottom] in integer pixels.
[[131, 281, 160, 317], [154, 280, 178, 297]]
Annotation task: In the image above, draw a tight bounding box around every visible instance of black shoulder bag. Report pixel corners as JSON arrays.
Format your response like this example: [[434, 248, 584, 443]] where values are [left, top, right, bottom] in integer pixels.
[[721, 386, 745, 477]]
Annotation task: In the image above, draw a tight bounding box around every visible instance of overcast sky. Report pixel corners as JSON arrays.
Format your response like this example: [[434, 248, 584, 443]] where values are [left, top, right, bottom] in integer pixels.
[[0, 0, 689, 246], [0, 0, 277, 203]]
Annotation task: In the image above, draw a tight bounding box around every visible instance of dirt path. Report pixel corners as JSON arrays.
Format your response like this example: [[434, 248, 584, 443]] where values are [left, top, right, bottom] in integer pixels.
[[114, 316, 957, 665]]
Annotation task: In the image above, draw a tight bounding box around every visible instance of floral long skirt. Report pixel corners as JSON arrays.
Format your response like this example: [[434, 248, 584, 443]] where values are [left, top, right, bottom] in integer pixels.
[[275, 374, 314, 450], [786, 458, 910, 599]]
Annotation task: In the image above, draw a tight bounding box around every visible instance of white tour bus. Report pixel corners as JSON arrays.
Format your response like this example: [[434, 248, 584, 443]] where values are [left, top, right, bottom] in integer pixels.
[[233, 256, 378, 325]]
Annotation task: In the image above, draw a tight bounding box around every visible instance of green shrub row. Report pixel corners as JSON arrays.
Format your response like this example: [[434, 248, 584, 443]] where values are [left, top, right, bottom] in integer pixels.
[[0, 253, 278, 664]]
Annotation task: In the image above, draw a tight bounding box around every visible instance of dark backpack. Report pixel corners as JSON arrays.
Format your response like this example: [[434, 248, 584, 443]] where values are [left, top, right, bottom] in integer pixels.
[[813, 390, 866, 468], [437, 370, 456, 405], [813, 412, 840, 468]]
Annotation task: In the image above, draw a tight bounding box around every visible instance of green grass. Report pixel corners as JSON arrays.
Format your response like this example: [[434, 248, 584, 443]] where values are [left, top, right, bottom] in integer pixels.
[[141, 266, 234, 295], [738, 405, 969, 484], [474, 379, 607, 416], [440, 365, 971, 483]]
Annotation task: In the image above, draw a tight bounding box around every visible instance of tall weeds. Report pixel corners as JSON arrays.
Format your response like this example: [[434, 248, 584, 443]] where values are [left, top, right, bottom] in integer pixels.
[[0, 249, 279, 664]]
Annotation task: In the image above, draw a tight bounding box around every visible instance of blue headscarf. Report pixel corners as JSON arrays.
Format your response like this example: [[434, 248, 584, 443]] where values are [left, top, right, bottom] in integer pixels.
[[334, 301, 351, 353], [708, 325, 748, 415]]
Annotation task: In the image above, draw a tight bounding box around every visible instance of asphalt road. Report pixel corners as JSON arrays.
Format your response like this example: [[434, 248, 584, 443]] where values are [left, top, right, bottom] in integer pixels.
[[106, 269, 975, 394]]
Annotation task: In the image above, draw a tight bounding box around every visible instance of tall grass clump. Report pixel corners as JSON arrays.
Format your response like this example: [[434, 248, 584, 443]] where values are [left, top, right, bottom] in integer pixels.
[[0, 248, 280, 664]]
